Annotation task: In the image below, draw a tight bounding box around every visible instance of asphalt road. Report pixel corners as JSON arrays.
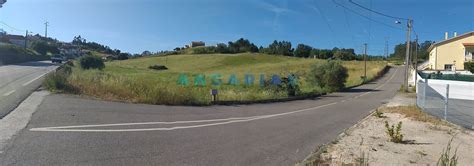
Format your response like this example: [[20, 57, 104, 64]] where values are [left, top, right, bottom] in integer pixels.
[[0, 61, 58, 118], [0, 66, 403, 166]]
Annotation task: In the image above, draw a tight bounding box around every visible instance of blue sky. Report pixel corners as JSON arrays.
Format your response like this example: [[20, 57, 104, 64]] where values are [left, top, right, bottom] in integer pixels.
[[1, 0, 473, 55]]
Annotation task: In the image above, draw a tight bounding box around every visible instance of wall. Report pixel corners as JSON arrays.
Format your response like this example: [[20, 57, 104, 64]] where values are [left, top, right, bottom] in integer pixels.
[[9, 39, 26, 47], [418, 75, 474, 100]]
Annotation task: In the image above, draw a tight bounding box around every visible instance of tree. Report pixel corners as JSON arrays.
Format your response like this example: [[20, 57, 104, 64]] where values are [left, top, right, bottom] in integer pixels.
[[263, 40, 293, 56], [317, 49, 333, 59], [31, 41, 59, 55], [417, 41, 434, 60], [215, 43, 229, 53], [117, 53, 130, 60], [141, 50, 152, 56], [391, 40, 433, 61], [227, 38, 259, 53], [334, 49, 356, 60], [464, 62, 474, 73], [294, 44, 312, 57]]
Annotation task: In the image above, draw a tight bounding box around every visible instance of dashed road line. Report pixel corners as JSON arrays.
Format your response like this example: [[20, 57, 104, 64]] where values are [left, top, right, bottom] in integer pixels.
[[22, 72, 50, 86], [3, 90, 15, 97]]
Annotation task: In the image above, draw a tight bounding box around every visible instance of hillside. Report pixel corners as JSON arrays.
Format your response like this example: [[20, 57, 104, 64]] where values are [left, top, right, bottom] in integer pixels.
[[0, 44, 48, 65]]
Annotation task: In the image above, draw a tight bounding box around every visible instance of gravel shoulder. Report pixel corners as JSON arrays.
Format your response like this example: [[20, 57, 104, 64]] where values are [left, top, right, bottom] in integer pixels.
[[300, 93, 474, 165]]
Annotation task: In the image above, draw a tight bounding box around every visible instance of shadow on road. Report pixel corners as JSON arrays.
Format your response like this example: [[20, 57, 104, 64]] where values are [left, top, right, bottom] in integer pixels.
[[11, 61, 56, 67], [343, 88, 381, 93]]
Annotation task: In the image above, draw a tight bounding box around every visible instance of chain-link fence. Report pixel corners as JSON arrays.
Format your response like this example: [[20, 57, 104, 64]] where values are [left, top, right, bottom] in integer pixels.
[[417, 80, 474, 130]]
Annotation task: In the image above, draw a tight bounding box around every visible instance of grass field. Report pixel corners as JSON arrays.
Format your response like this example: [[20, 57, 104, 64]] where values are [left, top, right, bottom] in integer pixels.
[[65, 53, 387, 105]]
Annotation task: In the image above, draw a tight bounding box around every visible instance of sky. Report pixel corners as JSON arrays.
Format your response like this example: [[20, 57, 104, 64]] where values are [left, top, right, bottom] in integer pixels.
[[0, 0, 473, 55]]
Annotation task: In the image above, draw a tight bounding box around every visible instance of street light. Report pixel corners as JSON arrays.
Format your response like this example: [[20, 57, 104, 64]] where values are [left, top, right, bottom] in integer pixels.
[[395, 19, 413, 92], [0, 0, 7, 8]]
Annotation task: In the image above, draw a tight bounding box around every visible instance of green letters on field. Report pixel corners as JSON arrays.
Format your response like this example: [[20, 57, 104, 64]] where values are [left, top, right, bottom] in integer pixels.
[[194, 74, 206, 86], [228, 74, 239, 85], [177, 74, 189, 86]]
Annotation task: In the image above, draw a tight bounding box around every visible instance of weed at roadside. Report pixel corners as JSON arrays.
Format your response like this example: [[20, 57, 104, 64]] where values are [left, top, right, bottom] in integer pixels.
[[385, 121, 404, 143], [437, 137, 459, 166]]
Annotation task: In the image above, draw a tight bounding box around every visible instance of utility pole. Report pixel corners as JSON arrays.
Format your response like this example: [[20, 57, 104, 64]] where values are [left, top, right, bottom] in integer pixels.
[[363, 43, 368, 82], [24, 30, 28, 48], [384, 37, 389, 57], [44, 21, 49, 38], [414, 35, 419, 87], [404, 19, 413, 92]]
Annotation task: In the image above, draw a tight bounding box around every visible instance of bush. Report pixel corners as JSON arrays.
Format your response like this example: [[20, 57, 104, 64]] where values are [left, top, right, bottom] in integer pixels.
[[79, 55, 105, 70], [43, 67, 74, 93], [148, 65, 168, 70], [385, 121, 403, 143], [464, 62, 474, 73], [374, 109, 385, 118], [192, 46, 216, 54], [308, 61, 348, 92]]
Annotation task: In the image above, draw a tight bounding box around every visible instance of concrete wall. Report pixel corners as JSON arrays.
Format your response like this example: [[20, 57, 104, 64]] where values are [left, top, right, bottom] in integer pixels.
[[429, 35, 474, 70], [418, 75, 474, 100]]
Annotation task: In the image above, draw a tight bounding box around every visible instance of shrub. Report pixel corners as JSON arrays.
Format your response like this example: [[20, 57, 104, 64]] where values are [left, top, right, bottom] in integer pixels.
[[437, 137, 458, 166], [308, 61, 348, 92], [464, 62, 474, 73], [374, 109, 385, 118], [79, 55, 105, 70], [148, 65, 168, 70], [43, 67, 74, 93], [191, 46, 216, 54], [385, 121, 403, 143]]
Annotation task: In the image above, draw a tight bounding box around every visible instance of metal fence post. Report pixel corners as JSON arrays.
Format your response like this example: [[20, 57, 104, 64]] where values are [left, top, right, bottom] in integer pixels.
[[444, 84, 449, 120], [422, 78, 427, 108]]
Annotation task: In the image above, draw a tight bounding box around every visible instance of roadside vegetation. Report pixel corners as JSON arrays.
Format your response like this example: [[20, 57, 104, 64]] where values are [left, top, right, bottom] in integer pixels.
[[44, 53, 387, 105], [0, 44, 48, 65]]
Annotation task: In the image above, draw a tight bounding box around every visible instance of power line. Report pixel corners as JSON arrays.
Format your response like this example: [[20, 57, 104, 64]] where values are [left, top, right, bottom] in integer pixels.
[[348, 0, 408, 21], [0, 21, 24, 32], [313, 0, 343, 47], [331, 0, 403, 31], [340, 0, 356, 48]]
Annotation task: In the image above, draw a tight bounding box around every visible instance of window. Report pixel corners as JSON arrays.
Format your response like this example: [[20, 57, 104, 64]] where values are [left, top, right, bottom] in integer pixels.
[[444, 64, 453, 70]]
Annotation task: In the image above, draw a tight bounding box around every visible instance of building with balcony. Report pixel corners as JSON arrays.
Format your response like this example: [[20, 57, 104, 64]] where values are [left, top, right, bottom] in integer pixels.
[[428, 31, 474, 71]]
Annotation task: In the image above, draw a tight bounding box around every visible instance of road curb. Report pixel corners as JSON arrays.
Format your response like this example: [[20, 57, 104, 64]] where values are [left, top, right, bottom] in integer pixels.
[[0, 90, 49, 154]]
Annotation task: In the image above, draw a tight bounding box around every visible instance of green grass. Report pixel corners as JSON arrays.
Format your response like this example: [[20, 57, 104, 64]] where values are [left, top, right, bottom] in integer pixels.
[[0, 44, 47, 65], [65, 53, 387, 105]]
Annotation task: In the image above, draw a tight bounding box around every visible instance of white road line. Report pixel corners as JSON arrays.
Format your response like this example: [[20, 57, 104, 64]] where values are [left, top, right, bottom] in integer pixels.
[[30, 102, 338, 132], [22, 72, 49, 86], [3, 90, 15, 97], [30, 67, 400, 132]]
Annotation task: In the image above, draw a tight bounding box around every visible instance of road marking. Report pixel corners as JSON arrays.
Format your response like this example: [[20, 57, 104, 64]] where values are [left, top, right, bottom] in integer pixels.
[[30, 67, 400, 133], [30, 102, 338, 132], [3, 90, 15, 97], [22, 72, 49, 86]]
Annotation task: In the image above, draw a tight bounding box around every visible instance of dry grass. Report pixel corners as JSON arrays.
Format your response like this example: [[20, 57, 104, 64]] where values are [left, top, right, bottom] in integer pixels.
[[61, 53, 387, 105], [380, 106, 450, 126]]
